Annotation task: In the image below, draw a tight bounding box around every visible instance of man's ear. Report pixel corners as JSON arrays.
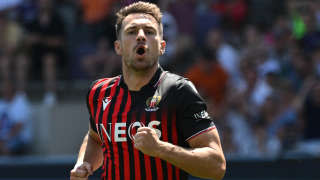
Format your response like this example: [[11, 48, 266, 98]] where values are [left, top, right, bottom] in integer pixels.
[[160, 40, 166, 55], [114, 40, 122, 55]]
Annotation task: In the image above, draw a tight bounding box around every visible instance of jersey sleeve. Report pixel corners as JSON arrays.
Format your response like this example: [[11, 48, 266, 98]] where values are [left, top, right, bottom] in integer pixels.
[[176, 79, 215, 141], [86, 79, 100, 133]]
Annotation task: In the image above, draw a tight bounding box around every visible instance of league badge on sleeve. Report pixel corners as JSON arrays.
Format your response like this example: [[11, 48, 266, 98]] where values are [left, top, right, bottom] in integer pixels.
[[193, 110, 211, 121]]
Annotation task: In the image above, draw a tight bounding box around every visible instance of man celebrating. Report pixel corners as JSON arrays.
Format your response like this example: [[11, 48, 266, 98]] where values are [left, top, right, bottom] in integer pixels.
[[70, 1, 226, 180]]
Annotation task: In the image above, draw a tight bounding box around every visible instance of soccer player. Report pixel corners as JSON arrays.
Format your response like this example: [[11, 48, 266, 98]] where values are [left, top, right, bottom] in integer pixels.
[[70, 2, 226, 180]]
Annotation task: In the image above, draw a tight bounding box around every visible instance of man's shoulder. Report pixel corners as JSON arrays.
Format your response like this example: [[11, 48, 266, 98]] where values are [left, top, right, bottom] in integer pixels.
[[162, 71, 198, 95], [165, 71, 195, 88], [162, 71, 203, 106], [88, 76, 120, 91], [164, 71, 186, 84]]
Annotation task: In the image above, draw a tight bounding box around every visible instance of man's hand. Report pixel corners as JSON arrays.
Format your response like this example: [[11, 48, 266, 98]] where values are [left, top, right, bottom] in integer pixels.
[[70, 162, 93, 180], [133, 127, 163, 157]]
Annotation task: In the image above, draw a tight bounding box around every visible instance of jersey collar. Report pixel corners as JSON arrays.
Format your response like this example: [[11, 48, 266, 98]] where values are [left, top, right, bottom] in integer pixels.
[[119, 66, 164, 91]]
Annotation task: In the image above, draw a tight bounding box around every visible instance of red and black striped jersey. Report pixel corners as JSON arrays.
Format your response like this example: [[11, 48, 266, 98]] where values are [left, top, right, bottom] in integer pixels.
[[86, 67, 215, 180]]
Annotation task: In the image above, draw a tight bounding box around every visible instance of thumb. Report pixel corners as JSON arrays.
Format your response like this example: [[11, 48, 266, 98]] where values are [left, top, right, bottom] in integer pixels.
[[71, 162, 93, 178], [75, 168, 90, 178], [81, 162, 93, 175]]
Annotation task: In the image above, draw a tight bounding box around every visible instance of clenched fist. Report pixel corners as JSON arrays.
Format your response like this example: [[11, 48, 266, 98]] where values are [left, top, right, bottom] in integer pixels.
[[70, 162, 93, 180], [133, 127, 164, 157]]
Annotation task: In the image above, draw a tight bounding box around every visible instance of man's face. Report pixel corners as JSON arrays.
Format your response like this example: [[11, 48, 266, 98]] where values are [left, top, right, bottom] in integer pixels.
[[115, 13, 165, 72]]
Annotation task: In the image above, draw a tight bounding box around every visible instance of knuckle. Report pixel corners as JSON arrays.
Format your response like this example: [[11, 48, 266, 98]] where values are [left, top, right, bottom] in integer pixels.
[[70, 170, 77, 175]]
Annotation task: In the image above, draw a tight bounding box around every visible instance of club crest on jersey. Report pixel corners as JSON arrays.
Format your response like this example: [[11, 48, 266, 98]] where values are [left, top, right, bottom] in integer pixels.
[[145, 95, 161, 111]]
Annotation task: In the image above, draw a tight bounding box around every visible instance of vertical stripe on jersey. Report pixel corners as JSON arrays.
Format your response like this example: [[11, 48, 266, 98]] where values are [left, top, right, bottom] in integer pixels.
[[131, 111, 141, 180], [88, 78, 108, 119], [171, 110, 180, 180], [137, 111, 148, 180], [96, 81, 115, 142], [161, 109, 173, 180], [89, 78, 114, 180], [151, 111, 164, 180], [143, 112, 153, 180], [94, 78, 116, 127], [126, 105, 135, 180], [101, 80, 117, 180], [120, 91, 131, 180], [101, 77, 120, 180], [110, 87, 124, 180], [157, 108, 168, 180], [99, 79, 117, 180]]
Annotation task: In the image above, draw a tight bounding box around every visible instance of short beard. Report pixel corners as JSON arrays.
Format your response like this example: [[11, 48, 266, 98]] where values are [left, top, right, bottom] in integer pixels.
[[123, 57, 158, 73]]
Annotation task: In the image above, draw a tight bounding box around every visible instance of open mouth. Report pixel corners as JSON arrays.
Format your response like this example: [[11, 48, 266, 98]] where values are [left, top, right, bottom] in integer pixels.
[[136, 46, 146, 55]]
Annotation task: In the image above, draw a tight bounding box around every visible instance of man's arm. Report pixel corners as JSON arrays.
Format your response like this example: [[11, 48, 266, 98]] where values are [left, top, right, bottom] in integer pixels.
[[134, 127, 226, 180], [70, 128, 103, 179]]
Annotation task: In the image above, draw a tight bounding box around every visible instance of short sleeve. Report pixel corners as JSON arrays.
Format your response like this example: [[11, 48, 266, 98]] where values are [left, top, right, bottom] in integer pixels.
[[176, 79, 215, 141], [86, 80, 100, 133]]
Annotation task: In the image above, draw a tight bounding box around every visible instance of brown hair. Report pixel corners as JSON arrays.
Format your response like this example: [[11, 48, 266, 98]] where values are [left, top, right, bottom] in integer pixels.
[[115, 1, 163, 39]]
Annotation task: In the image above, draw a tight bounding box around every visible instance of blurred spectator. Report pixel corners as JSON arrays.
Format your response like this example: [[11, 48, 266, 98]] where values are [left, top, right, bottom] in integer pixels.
[[311, 48, 320, 77], [247, 0, 285, 30], [0, 82, 32, 156], [224, 58, 279, 157], [25, 0, 66, 105], [81, 37, 121, 80], [221, 126, 238, 157], [251, 119, 282, 158], [236, 57, 275, 115], [78, 0, 117, 42], [311, 0, 320, 28], [166, 35, 195, 75], [288, 0, 320, 53], [263, 79, 305, 154], [299, 6, 320, 54], [185, 47, 229, 106], [288, 0, 307, 39], [159, 0, 178, 66], [194, 0, 221, 46], [211, 0, 248, 30], [242, 25, 263, 50], [223, 99, 257, 157], [16, 0, 38, 26], [80, 0, 115, 25], [206, 28, 240, 85], [286, 52, 313, 91], [264, 15, 293, 78], [302, 79, 320, 141], [0, 8, 28, 92], [293, 78, 320, 156], [168, 0, 196, 36]]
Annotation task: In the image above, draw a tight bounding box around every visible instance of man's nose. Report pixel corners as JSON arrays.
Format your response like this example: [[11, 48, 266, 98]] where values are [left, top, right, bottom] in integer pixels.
[[136, 29, 146, 42]]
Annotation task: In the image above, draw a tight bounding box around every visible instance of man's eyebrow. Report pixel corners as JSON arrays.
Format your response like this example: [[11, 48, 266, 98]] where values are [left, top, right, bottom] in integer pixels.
[[124, 26, 136, 31], [144, 26, 157, 30], [125, 24, 157, 30]]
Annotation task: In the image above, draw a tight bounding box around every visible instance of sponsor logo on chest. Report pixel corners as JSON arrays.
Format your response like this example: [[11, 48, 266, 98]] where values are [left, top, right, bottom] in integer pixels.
[[97, 121, 161, 143]]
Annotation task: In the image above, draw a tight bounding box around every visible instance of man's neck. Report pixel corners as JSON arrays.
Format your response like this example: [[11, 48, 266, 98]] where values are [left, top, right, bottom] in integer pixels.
[[123, 64, 159, 91]]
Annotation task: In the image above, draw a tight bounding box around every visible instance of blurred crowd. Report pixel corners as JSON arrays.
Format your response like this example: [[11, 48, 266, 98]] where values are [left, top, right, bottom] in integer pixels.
[[0, 0, 320, 158]]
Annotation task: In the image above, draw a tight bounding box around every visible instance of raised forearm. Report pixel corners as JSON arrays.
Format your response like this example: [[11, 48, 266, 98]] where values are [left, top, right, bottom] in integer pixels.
[[76, 133, 103, 172], [157, 142, 226, 180], [134, 127, 226, 179]]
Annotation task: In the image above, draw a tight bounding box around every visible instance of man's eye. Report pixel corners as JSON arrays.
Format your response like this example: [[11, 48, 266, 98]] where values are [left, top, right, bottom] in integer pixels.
[[146, 30, 154, 35], [128, 30, 136, 35]]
